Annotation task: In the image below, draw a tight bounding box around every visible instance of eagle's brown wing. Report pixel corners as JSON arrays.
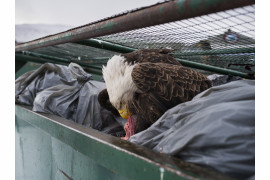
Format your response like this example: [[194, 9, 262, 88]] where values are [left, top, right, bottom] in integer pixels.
[[130, 62, 212, 132], [98, 89, 120, 116], [132, 62, 212, 103], [122, 49, 181, 65]]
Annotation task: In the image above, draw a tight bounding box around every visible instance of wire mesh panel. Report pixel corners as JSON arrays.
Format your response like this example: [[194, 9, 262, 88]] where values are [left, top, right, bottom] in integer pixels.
[[17, 2, 255, 77], [97, 5, 255, 74]]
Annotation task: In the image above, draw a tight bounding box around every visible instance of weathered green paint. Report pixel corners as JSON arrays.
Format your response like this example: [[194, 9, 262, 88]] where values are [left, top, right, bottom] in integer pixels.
[[16, 114, 126, 180], [15, 62, 43, 79], [190, 0, 221, 11], [175, 0, 247, 14], [16, 53, 67, 66], [173, 47, 255, 56], [159, 6, 164, 13], [88, 73, 103, 81], [18, 51, 108, 68], [15, 53, 103, 71], [22, 50, 108, 65], [99, 21, 117, 31], [176, 58, 254, 79], [61, 31, 72, 38], [75, 38, 136, 53], [15, 105, 233, 180], [15, 53, 104, 80], [15, 60, 27, 73], [21, 51, 71, 63]]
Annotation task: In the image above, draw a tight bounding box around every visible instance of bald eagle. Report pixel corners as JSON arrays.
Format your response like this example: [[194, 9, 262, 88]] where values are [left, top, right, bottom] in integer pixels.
[[98, 49, 212, 140]]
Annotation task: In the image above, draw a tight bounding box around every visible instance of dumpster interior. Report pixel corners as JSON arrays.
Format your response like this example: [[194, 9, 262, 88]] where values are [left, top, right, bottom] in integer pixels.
[[15, 1, 255, 180]]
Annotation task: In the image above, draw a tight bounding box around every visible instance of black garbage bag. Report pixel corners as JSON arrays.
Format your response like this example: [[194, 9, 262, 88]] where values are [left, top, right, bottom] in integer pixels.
[[15, 63, 125, 137], [129, 80, 255, 180]]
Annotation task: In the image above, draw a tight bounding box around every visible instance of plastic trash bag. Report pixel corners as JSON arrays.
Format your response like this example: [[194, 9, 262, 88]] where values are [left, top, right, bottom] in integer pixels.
[[207, 74, 242, 86], [15, 63, 125, 136], [16, 63, 254, 179], [129, 80, 255, 180]]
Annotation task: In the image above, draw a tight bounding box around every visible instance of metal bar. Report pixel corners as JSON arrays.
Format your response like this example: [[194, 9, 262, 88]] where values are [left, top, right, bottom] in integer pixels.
[[15, 53, 103, 74], [15, 0, 254, 52], [173, 47, 255, 56], [16, 52, 253, 79], [21, 51, 71, 63], [21, 51, 109, 64], [176, 58, 254, 79], [16, 105, 233, 180], [74, 39, 135, 53], [70, 38, 254, 79]]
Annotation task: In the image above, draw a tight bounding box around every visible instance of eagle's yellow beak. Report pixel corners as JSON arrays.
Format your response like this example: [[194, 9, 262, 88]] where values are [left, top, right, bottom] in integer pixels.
[[118, 104, 131, 119]]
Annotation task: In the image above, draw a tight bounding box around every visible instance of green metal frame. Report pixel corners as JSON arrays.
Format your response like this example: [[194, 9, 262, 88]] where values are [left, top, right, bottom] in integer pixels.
[[173, 47, 255, 56], [15, 61, 27, 73], [15, 53, 103, 72], [19, 51, 106, 68], [16, 105, 233, 180], [75, 39, 135, 53], [15, 38, 254, 79], [15, 53, 104, 80], [75, 39, 254, 78], [176, 58, 253, 79], [15, 62, 43, 79], [15, 0, 254, 52]]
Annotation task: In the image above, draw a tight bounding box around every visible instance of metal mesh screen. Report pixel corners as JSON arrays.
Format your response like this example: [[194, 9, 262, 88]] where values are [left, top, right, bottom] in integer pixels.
[[28, 4, 255, 75], [97, 5, 255, 73]]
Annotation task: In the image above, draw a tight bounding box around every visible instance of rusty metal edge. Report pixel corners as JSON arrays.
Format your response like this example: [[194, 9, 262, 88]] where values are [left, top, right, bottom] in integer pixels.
[[15, 0, 254, 52]]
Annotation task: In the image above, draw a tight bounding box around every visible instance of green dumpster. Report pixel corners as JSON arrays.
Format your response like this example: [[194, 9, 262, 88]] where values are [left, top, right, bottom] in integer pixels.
[[15, 0, 255, 179]]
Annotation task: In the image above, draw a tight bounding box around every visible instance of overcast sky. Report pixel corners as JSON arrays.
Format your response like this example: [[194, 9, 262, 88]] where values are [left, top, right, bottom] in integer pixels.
[[16, 0, 161, 26]]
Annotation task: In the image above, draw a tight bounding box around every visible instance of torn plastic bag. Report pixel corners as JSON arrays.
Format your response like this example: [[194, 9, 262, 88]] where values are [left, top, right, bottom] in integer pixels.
[[129, 80, 255, 180], [207, 74, 242, 86], [15, 63, 125, 136]]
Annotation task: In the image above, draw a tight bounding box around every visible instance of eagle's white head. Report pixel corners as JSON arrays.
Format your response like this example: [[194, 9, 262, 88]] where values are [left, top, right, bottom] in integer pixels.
[[102, 55, 138, 111]]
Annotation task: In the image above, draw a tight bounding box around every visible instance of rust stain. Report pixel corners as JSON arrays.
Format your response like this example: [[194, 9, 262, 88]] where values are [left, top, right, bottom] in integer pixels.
[[58, 168, 73, 180]]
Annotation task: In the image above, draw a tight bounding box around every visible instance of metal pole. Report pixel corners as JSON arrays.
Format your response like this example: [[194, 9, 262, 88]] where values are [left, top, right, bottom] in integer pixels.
[[176, 58, 254, 79], [74, 39, 135, 53], [15, 53, 103, 74], [15, 0, 254, 52], [73, 39, 254, 79], [20, 51, 108, 64], [72, 38, 254, 79], [21, 51, 71, 63], [15, 51, 253, 79], [173, 47, 255, 56]]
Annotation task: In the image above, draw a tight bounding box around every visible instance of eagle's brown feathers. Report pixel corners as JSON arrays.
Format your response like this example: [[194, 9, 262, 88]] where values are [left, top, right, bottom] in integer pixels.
[[98, 49, 212, 135], [98, 89, 120, 116], [122, 49, 180, 65], [130, 62, 212, 132]]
